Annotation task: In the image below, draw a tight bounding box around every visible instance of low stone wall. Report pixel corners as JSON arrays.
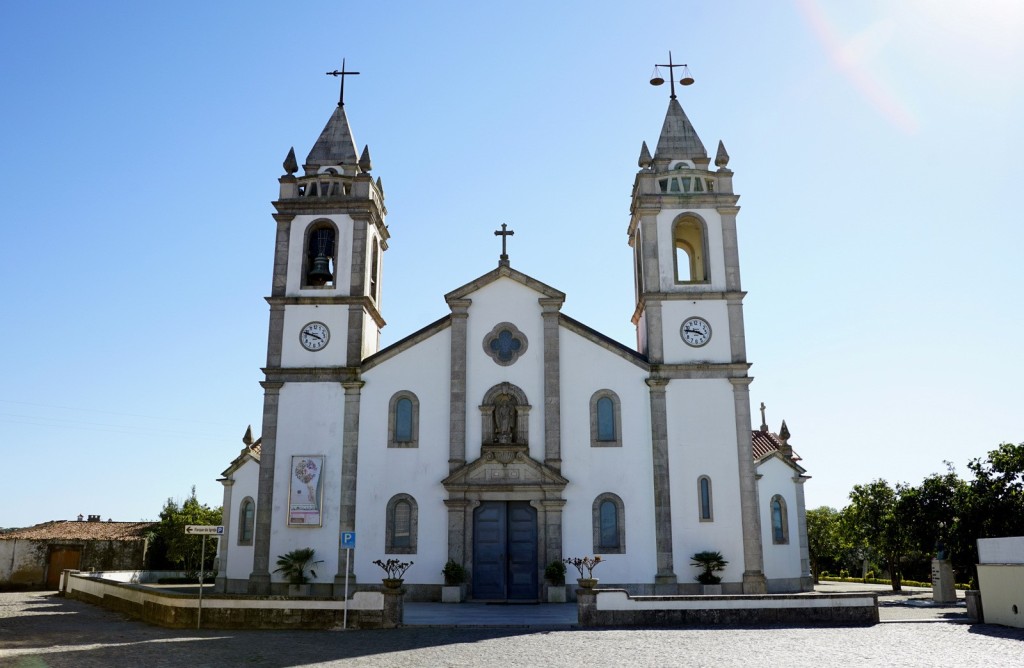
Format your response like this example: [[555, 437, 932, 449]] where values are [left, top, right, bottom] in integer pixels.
[[577, 589, 878, 627], [64, 571, 402, 630]]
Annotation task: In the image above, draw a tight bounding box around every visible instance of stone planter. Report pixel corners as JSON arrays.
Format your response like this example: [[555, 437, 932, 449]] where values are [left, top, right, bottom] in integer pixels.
[[287, 584, 312, 597], [381, 578, 404, 592], [547, 584, 567, 603], [441, 584, 466, 603], [577, 578, 599, 590], [701, 584, 723, 595]]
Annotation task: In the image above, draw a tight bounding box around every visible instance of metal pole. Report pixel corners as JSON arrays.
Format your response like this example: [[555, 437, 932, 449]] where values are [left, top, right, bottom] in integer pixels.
[[197, 537, 205, 630], [343, 548, 350, 629]]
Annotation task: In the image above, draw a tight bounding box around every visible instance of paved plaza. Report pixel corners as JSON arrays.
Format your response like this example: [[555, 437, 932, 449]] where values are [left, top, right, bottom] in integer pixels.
[[1, 585, 1022, 667]]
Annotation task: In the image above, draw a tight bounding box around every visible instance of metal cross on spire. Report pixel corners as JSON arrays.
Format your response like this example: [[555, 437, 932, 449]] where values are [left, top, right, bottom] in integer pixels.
[[494, 223, 515, 265], [649, 51, 694, 100], [326, 58, 360, 107]]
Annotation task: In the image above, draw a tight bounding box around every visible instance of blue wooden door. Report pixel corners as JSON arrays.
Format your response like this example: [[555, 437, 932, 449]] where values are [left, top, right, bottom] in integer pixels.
[[473, 501, 537, 600]]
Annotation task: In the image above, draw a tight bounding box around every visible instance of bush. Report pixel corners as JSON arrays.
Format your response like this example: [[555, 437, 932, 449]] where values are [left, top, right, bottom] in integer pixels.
[[544, 560, 566, 585], [442, 560, 466, 585]]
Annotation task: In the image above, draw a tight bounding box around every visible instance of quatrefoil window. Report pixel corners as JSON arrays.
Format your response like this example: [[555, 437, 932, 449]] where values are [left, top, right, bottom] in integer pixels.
[[483, 322, 528, 366]]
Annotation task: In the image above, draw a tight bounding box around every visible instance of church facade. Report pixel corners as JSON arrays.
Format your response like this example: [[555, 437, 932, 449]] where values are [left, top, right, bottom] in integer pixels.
[[216, 81, 812, 599]]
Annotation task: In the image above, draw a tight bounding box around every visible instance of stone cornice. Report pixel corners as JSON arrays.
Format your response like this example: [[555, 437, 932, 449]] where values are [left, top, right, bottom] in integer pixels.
[[648, 363, 751, 379], [445, 263, 565, 303], [261, 367, 361, 383], [265, 295, 386, 328]]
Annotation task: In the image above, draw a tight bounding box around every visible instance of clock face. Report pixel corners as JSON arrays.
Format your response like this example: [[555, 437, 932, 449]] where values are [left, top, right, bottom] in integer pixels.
[[680, 317, 711, 347], [300, 321, 330, 351]]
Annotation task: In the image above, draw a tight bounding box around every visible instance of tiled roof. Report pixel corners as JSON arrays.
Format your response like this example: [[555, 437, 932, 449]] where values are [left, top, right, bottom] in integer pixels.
[[0, 520, 155, 541], [751, 430, 802, 463]]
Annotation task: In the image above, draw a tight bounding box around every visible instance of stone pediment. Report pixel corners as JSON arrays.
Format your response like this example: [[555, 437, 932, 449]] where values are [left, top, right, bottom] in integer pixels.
[[442, 444, 568, 493]]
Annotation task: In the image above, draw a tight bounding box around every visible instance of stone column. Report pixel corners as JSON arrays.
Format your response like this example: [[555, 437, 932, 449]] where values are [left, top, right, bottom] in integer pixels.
[[270, 214, 292, 297], [726, 296, 747, 364], [541, 498, 566, 571], [540, 298, 563, 470], [448, 299, 471, 471], [215, 478, 234, 593], [646, 378, 676, 587], [347, 216, 369, 366], [381, 587, 404, 629], [793, 474, 813, 591], [336, 381, 363, 585], [729, 377, 767, 593], [444, 499, 470, 566], [718, 206, 742, 292], [248, 380, 283, 595], [639, 214, 664, 363]]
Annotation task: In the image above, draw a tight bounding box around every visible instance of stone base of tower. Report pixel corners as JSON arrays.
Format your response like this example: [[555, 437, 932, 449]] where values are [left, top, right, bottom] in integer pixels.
[[742, 571, 767, 594]]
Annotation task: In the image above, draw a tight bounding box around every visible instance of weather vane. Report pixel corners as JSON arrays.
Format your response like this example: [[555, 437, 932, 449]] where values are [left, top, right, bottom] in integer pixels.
[[649, 51, 694, 100], [326, 58, 360, 107]]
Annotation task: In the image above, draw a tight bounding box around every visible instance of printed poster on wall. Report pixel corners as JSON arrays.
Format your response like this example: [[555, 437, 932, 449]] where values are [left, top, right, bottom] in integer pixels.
[[288, 455, 324, 527]]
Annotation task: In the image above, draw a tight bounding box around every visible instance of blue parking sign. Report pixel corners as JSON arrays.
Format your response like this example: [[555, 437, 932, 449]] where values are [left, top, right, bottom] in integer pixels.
[[341, 531, 356, 549]]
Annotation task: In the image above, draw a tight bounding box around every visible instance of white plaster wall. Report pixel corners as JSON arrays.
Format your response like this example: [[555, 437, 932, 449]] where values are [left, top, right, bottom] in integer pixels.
[[978, 536, 1024, 564], [660, 300, 732, 364], [224, 457, 260, 581], [655, 208, 725, 291], [463, 279, 547, 464], [361, 309, 380, 359], [285, 213, 354, 296], [559, 326, 656, 583], [280, 305, 350, 368], [757, 456, 803, 580], [665, 379, 746, 584], [354, 327, 452, 584], [268, 382, 347, 584], [0, 540, 45, 585]]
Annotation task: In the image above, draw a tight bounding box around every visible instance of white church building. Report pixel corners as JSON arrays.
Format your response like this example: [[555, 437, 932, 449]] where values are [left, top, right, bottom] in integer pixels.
[[215, 75, 812, 600]]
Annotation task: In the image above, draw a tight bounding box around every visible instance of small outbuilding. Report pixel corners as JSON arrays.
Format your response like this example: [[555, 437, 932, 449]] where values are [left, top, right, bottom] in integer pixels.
[[0, 516, 155, 590]]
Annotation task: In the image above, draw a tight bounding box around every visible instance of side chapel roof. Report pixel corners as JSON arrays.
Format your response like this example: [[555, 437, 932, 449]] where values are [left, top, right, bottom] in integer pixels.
[[0, 521, 155, 541]]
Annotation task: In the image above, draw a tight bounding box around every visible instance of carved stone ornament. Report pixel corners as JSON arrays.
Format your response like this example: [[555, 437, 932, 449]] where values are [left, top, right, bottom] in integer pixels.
[[482, 322, 528, 366]]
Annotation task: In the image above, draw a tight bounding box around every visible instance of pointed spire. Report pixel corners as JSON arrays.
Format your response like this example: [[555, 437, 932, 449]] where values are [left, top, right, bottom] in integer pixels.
[[305, 105, 359, 169], [638, 141, 653, 169], [283, 147, 298, 175], [715, 140, 730, 168], [359, 145, 373, 173], [779, 420, 790, 443], [654, 98, 707, 163], [242, 425, 253, 446], [375, 176, 384, 196]]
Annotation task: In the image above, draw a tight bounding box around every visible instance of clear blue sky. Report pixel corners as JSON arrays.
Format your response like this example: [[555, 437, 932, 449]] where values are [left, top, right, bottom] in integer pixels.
[[2, 1, 1022, 527]]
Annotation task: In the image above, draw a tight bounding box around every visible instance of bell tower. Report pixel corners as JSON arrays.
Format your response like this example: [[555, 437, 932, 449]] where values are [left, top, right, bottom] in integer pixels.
[[629, 56, 767, 594], [248, 68, 387, 594]]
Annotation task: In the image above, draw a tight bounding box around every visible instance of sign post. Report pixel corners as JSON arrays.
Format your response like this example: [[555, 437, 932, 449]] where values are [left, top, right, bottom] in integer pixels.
[[340, 531, 356, 629], [186, 525, 224, 629]]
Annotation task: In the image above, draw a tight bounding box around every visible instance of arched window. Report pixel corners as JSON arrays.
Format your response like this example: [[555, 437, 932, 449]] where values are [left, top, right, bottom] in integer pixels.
[[673, 216, 708, 283], [388, 391, 419, 448], [589, 390, 622, 447], [386, 494, 418, 554], [771, 495, 789, 544], [698, 476, 713, 522], [369, 241, 380, 302], [303, 223, 338, 287], [238, 497, 255, 545], [592, 493, 625, 553]]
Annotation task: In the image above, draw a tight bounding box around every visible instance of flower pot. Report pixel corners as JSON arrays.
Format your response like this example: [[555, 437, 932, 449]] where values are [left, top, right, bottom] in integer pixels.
[[441, 584, 465, 603], [382, 578, 404, 592], [577, 578, 599, 589], [701, 584, 723, 595], [547, 584, 567, 602], [288, 583, 312, 597]]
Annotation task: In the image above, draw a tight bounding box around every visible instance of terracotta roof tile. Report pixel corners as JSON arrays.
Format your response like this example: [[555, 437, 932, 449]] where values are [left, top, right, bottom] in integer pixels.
[[0, 520, 155, 541], [751, 430, 802, 463]]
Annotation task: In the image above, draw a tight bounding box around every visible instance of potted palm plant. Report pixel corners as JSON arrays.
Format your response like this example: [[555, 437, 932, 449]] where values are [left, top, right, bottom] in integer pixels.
[[691, 550, 728, 594], [274, 547, 323, 596], [441, 559, 467, 603]]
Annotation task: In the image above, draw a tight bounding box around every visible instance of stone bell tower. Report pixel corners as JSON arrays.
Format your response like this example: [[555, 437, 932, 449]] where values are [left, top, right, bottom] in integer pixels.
[[247, 68, 388, 594], [628, 58, 766, 593]]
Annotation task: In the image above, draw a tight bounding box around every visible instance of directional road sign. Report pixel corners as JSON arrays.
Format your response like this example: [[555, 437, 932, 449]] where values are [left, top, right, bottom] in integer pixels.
[[185, 525, 224, 535]]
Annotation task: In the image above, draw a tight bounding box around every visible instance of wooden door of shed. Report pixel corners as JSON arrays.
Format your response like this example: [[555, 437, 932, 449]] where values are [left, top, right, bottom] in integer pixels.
[[46, 547, 82, 589]]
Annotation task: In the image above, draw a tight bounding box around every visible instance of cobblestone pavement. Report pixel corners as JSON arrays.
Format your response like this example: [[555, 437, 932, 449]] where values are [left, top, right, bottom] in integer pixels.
[[2, 592, 1022, 668]]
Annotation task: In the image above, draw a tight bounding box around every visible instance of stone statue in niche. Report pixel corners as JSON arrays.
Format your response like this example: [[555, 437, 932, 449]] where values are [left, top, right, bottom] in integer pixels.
[[493, 394, 517, 443]]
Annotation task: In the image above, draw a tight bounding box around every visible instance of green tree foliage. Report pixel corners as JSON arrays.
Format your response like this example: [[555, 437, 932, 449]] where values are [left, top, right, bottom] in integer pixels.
[[958, 443, 1024, 575], [844, 479, 911, 591], [806, 506, 844, 582], [146, 486, 222, 577]]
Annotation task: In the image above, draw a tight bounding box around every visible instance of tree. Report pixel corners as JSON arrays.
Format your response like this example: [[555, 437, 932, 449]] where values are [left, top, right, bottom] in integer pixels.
[[146, 486, 222, 577], [844, 479, 911, 591], [899, 464, 967, 581], [957, 442, 1024, 580], [806, 506, 843, 582]]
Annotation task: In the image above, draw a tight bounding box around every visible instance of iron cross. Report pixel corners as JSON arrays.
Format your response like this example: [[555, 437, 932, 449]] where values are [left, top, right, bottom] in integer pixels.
[[326, 58, 360, 107], [494, 223, 515, 262]]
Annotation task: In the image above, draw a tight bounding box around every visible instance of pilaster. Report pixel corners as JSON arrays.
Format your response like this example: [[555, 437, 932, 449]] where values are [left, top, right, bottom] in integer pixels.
[[444, 499, 471, 566], [540, 498, 567, 573], [248, 380, 283, 595], [448, 299, 471, 471], [540, 297, 563, 470], [646, 377, 676, 585], [729, 377, 767, 594], [270, 214, 293, 298], [214, 477, 234, 593], [336, 380, 363, 581], [726, 296, 747, 364], [718, 206, 742, 292], [793, 474, 813, 590]]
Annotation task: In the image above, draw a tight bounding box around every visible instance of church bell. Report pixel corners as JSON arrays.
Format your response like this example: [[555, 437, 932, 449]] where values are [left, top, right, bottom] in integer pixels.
[[308, 254, 333, 285]]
